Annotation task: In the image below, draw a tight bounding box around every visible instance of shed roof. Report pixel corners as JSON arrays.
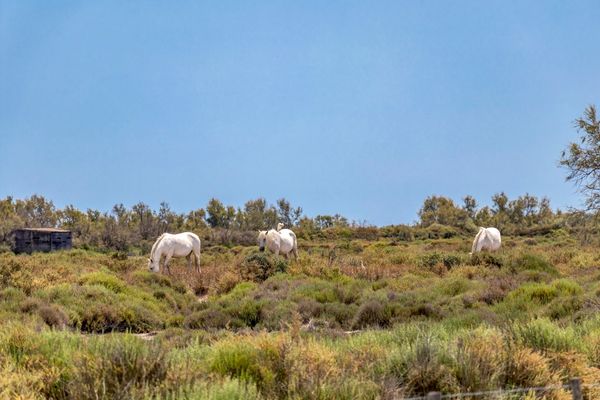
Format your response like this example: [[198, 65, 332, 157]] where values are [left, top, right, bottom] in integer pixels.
[[13, 228, 71, 233]]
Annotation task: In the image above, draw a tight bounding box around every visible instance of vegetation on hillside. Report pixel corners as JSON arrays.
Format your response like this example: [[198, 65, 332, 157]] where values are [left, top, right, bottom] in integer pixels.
[[1, 231, 600, 399]]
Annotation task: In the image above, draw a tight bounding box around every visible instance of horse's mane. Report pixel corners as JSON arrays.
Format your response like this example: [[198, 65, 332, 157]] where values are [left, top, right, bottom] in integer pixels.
[[150, 233, 168, 260], [471, 227, 485, 253]]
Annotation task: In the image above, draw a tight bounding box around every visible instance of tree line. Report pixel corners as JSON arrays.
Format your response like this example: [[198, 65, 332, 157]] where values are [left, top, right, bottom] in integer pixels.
[[0, 192, 578, 253]]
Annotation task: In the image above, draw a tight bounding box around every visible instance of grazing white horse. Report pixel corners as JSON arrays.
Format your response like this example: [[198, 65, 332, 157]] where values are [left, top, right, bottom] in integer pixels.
[[258, 228, 298, 259], [470, 227, 501, 254], [148, 232, 201, 274]]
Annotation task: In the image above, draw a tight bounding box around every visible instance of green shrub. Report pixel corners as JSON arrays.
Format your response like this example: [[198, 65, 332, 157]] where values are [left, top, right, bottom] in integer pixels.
[[453, 327, 504, 392], [130, 271, 187, 294], [185, 307, 232, 330], [417, 224, 459, 239], [352, 299, 390, 329], [239, 253, 283, 282], [79, 271, 127, 293], [37, 304, 69, 328], [393, 333, 459, 395], [510, 253, 557, 275], [513, 318, 580, 353], [181, 378, 259, 400], [229, 298, 263, 328], [442, 254, 463, 269], [210, 341, 263, 386], [69, 335, 170, 400], [498, 279, 583, 320], [418, 253, 442, 269], [322, 302, 356, 327], [470, 252, 504, 268]]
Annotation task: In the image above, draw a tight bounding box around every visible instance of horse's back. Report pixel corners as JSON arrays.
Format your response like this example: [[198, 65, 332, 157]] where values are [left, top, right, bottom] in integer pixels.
[[180, 231, 200, 243], [160, 232, 200, 255], [278, 229, 296, 253], [485, 227, 501, 241], [483, 227, 501, 250]]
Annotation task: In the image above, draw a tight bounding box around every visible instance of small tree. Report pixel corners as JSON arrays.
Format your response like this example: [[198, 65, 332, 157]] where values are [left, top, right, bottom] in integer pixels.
[[276, 198, 303, 227], [206, 198, 234, 228], [418, 196, 469, 228], [560, 105, 600, 210], [463, 195, 478, 220]]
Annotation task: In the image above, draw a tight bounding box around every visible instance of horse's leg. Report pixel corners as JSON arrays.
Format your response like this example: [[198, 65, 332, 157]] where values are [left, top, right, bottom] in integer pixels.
[[164, 253, 173, 275], [194, 249, 201, 273], [187, 253, 192, 270]]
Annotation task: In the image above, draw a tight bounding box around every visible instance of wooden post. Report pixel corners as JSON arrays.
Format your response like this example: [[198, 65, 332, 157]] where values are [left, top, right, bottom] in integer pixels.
[[571, 377, 582, 400], [427, 392, 441, 400]]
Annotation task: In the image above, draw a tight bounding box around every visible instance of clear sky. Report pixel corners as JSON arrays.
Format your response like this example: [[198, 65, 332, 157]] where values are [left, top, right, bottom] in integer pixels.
[[1, 1, 599, 225]]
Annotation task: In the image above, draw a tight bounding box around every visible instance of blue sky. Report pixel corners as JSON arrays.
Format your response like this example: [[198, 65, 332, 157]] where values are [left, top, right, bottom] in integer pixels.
[[1, 1, 599, 225]]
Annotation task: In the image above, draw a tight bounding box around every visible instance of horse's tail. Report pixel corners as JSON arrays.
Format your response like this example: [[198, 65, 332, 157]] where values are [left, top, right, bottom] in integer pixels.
[[471, 227, 485, 254], [190, 233, 201, 271]]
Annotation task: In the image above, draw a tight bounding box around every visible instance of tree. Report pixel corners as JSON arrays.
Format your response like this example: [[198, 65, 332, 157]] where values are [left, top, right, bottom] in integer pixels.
[[491, 192, 508, 214], [184, 209, 207, 232], [132, 202, 155, 240], [14, 195, 58, 227], [313, 214, 348, 229], [276, 198, 303, 228], [560, 105, 600, 210], [462, 195, 478, 219], [418, 196, 469, 228], [0, 197, 23, 242], [206, 198, 235, 228], [59, 205, 90, 240], [242, 198, 277, 230], [158, 202, 180, 233]]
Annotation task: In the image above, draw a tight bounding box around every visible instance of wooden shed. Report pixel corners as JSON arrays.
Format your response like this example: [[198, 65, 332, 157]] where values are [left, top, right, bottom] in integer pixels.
[[11, 228, 72, 254]]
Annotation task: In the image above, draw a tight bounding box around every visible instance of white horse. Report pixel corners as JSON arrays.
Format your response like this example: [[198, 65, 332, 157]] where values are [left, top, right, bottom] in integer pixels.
[[148, 232, 201, 274], [258, 227, 298, 259], [470, 227, 501, 254]]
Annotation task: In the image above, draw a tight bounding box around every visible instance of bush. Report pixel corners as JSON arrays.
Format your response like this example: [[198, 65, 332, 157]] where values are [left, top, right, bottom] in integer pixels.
[[69, 335, 170, 400], [442, 254, 463, 269], [499, 280, 583, 320], [453, 327, 504, 392], [510, 253, 557, 275], [478, 276, 517, 305], [513, 319, 580, 353], [322, 302, 356, 328], [185, 307, 231, 330], [470, 252, 504, 268], [215, 271, 242, 295], [416, 224, 459, 239], [239, 253, 285, 282], [182, 378, 259, 400], [381, 225, 414, 241], [37, 304, 69, 329], [211, 341, 258, 379], [79, 271, 127, 293], [504, 346, 562, 391], [418, 253, 442, 269], [287, 339, 341, 398], [352, 300, 390, 329], [398, 334, 459, 395]]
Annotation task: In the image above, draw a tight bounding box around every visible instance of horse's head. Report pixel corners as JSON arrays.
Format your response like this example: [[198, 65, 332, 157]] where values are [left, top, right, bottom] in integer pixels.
[[257, 230, 268, 251], [148, 257, 159, 272]]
